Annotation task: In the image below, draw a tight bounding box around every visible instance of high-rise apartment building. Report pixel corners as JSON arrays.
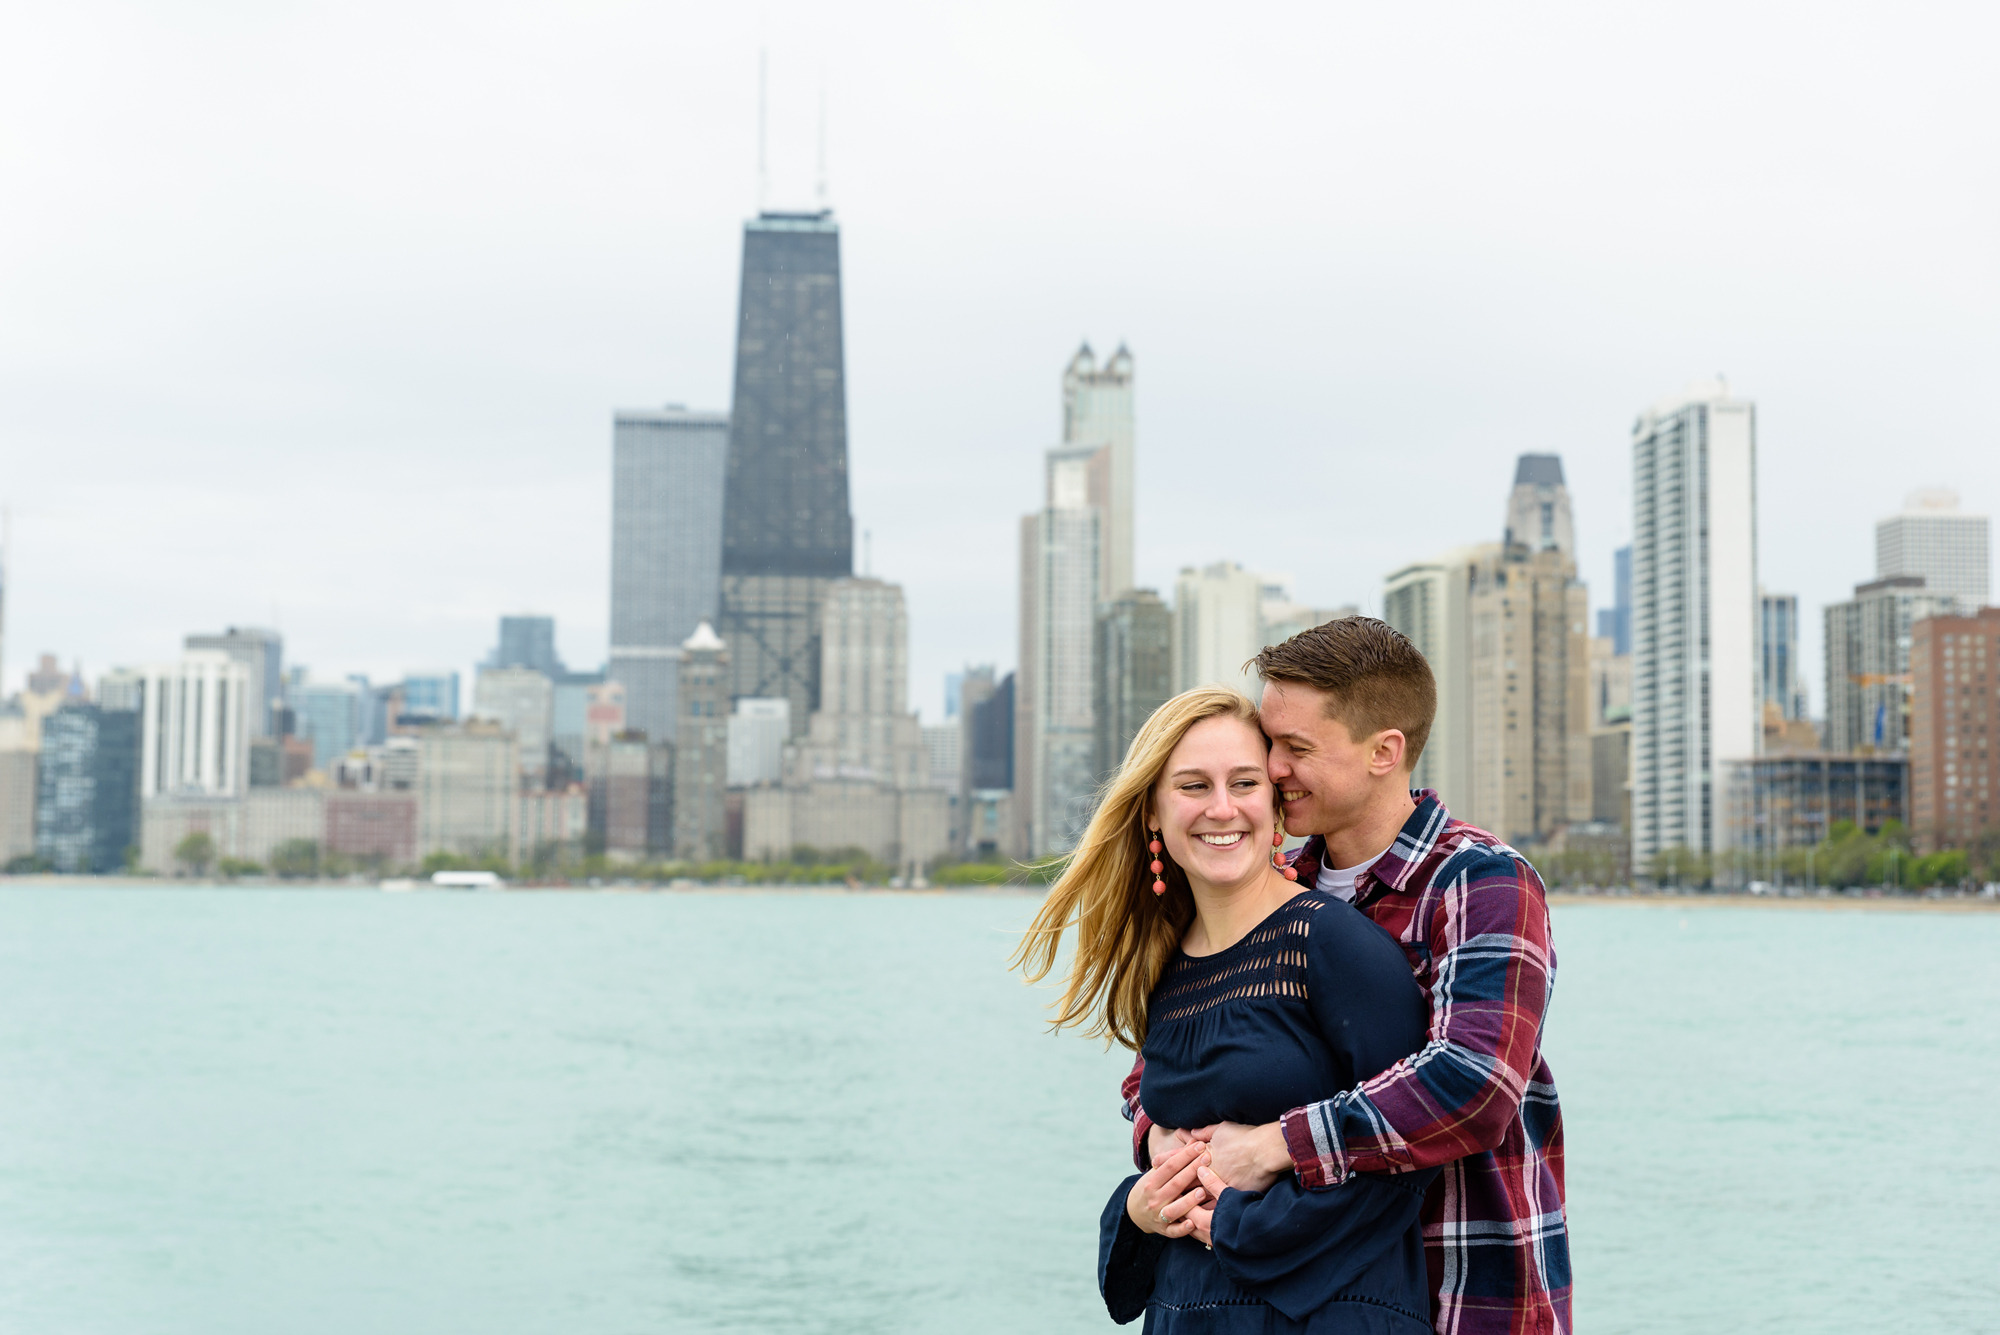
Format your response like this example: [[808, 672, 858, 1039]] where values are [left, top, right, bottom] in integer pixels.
[[36, 703, 141, 873], [1016, 447, 1102, 857], [1095, 589, 1171, 780], [1062, 343, 1136, 601], [1759, 592, 1807, 723], [674, 623, 730, 860], [1909, 608, 2000, 850], [1383, 547, 1490, 810], [137, 651, 253, 798], [184, 627, 282, 736], [1503, 455, 1576, 555], [1630, 380, 1760, 869], [716, 211, 855, 740], [610, 406, 729, 739], [1464, 546, 1591, 845], [1876, 489, 1989, 614], [1824, 577, 1955, 754], [1171, 562, 1264, 696]]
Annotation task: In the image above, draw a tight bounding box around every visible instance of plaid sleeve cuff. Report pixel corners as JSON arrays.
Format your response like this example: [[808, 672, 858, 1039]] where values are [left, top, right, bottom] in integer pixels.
[[1132, 1110, 1155, 1171], [1280, 1103, 1350, 1191]]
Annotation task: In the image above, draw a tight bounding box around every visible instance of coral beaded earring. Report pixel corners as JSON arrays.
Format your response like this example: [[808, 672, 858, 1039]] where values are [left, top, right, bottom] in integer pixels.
[[1272, 819, 1298, 882], [1148, 830, 1166, 896]]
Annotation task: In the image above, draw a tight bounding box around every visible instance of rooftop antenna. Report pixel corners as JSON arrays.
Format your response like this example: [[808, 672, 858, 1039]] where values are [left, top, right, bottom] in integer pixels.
[[757, 47, 769, 212], [816, 78, 828, 207]]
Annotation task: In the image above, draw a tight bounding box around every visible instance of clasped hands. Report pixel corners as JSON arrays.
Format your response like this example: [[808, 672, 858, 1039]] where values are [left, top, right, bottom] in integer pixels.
[[1125, 1120, 1293, 1248]]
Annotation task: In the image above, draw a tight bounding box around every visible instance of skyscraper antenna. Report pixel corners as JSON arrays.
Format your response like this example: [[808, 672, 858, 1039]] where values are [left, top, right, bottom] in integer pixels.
[[757, 48, 769, 212], [816, 79, 828, 207]]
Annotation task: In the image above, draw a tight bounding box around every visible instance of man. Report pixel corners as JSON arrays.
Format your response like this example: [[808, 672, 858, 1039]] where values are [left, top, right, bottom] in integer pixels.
[[1123, 617, 1571, 1334]]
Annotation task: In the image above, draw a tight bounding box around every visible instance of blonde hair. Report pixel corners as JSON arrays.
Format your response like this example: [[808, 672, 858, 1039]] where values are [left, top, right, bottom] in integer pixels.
[[1011, 686, 1270, 1050]]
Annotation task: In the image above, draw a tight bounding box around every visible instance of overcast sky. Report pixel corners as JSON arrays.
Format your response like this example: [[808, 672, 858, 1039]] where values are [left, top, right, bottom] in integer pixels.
[[4, 1, 1996, 721]]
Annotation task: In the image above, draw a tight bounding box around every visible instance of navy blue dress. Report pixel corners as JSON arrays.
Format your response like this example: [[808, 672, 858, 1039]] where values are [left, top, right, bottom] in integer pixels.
[[1097, 889, 1437, 1333]]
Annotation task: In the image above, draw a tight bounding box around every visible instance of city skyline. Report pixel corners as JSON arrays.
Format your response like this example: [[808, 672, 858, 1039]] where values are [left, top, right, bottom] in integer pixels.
[[4, 6, 1999, 729]]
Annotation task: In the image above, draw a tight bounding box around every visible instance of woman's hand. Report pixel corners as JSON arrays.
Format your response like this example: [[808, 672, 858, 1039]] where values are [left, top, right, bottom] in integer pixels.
[[1185, 1164, 1231, 1248], [1126, 1137, 1213, 1240]]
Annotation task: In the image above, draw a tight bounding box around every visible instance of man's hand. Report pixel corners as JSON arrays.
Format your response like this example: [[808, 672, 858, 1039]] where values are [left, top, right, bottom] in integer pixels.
[[1126, 1138, 1213, 1240], [1188, 1121, 1291, 1194]]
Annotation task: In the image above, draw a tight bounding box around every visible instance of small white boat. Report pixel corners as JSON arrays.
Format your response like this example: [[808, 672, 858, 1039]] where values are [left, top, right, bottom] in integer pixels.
[[431, 870, 505, 890]]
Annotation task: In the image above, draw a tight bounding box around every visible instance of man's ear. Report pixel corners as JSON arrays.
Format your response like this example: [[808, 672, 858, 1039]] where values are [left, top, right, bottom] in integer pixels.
[[1368, 729, 1407, 777]]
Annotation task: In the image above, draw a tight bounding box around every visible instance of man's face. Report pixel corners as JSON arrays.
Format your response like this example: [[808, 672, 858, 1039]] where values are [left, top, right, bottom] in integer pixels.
[[1260, 680, 1386, 839]]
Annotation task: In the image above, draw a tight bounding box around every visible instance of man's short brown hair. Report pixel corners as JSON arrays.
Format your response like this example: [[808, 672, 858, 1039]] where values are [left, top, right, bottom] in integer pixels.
[[1251, 616, 1436, 768]]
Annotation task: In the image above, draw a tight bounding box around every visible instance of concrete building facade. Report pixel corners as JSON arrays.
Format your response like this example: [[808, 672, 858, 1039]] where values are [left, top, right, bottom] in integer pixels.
[[743, 581, 948, 869], [416, 722, 518, 860], [674, 622, 729, 861], [1096, 589, 1172, 781], [184, 627, 283, 736], [1016, 446, 1102, 857], [1876, 488, 1989, 614], [1383, 547, 1490, 813], [138, 651, 253, 799], [1062, 342, 1135, 601], [1171, 562, 1263, 697], [1464, 545, 1592, 846], [473, 667, 555, 784]]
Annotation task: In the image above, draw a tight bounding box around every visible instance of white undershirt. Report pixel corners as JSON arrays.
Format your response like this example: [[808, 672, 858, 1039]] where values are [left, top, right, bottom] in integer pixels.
[[1315, 846, 1388, 903]]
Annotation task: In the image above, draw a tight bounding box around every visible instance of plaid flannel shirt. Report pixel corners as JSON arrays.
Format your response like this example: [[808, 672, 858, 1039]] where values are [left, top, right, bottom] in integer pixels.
[[1122, 791, 1571, 1335]]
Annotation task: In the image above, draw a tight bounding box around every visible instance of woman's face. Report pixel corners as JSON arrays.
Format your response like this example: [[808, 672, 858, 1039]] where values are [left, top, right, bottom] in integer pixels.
[[1149, 715, 1279, 892]]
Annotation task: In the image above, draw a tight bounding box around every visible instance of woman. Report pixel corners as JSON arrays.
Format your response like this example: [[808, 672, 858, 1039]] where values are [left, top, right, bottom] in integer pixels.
[[1014, 687, 1435, 1333]]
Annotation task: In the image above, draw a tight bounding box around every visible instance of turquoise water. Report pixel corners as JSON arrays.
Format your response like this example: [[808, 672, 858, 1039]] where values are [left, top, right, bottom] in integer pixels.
[[0, 888, 1994, 1333]]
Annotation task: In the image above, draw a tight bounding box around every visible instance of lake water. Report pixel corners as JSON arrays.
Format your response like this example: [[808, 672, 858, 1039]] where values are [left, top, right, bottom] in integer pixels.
[[0, 886, 1995, 1333]]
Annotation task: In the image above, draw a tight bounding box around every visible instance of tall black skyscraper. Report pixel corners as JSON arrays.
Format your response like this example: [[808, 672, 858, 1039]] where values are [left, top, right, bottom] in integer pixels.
[[717, 210, 855, 735]]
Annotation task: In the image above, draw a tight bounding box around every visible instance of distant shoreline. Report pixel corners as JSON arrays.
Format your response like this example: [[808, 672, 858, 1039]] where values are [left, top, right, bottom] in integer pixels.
[[1548, 890, 2000, 914], [7, 876, 1998, 912]]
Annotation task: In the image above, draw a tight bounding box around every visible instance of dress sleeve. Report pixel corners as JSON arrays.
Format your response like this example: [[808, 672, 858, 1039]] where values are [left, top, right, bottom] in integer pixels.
[[1097, 1174, 1166, 1325], [1209, 1169, 1437, 1321]]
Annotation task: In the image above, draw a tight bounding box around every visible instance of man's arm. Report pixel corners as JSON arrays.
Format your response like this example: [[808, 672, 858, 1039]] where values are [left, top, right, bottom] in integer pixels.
[[1120, 1054, 1155, 1171], [1278, 850, 1555, 1189]]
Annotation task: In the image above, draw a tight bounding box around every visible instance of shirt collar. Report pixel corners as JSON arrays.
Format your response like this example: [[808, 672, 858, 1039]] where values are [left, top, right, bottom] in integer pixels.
[[1289, 789, 1449, 899]]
